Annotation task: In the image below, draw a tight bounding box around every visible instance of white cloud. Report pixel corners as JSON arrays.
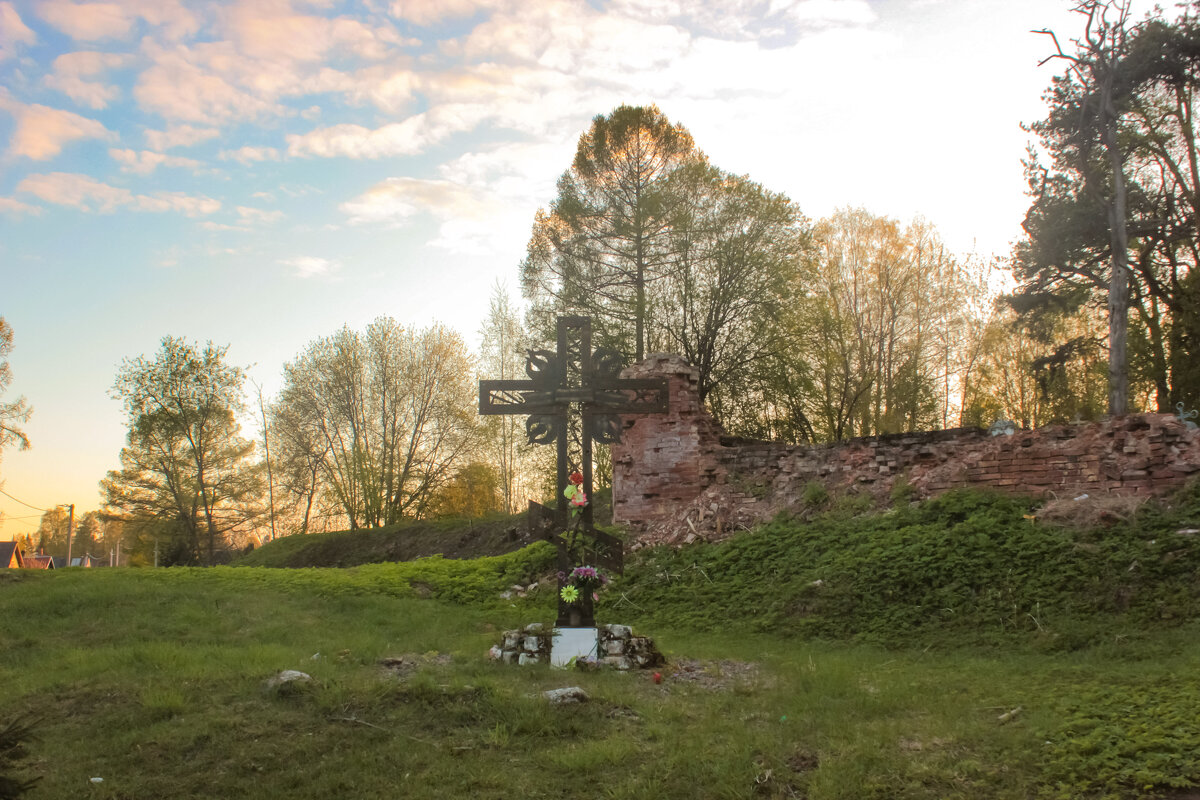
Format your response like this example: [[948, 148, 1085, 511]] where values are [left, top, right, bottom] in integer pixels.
[[280, 256, 338, 278], [221, 4, 403, 62], [16, 171, 133, 211], [130, 8, 410, 125], [109, 147, 202, 174], [135, 191, 221, 216], [36, 1, 131, 39], [331, 65, 418, 113], [339, 176, 490, 225], [200, 221, 247, 232], [135, 41, 286, 124], [16, 171, 219, 216], [609, 0, 874, 40], [143, 124, 219, 150], [288, 104, 489, 158], [218, 145, 280, 164], [0, 92, 116, 160], [387, 0, 500, 26], [43, 51, 131, 109], [339, 173, 531, 255], [235, 205, 283, 224], [0, 3, 36, 60], [0, 196, 42, 215], [451, 0, 691, 73], [35, 0, 198, 41]]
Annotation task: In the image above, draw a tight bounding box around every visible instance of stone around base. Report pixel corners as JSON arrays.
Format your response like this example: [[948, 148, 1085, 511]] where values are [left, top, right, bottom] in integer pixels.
[[493, 622, 663, 671], [550, 627, 599, 669]]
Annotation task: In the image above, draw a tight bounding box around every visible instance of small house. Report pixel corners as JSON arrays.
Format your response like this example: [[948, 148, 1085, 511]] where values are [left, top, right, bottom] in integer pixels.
[[23, 553, 54, 570], [0, 542, 23, 569]]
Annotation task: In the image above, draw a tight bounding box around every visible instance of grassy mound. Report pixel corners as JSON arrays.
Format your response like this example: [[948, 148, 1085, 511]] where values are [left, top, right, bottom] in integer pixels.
[[233, 514, 538, 568], [236, 492, 615, 569], [611, 485, 1200, 649]]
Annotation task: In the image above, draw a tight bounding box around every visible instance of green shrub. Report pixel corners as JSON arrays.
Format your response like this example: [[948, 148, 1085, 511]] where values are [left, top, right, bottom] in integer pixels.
[[1039, 680, 1200, 798], [890, 474, 916, 504], [801, 481, 829, 508], [610, 486, 1200, 648]]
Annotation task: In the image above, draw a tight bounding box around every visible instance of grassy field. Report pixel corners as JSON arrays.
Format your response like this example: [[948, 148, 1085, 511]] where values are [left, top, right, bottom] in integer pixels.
[[4, 488, 1200, 798]]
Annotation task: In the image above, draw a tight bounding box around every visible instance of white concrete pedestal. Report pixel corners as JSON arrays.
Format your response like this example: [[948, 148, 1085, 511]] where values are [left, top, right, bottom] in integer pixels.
[[550, 627, 598, 668]]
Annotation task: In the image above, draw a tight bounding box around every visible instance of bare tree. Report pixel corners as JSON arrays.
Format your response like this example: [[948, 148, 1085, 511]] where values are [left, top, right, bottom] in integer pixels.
[[274, 319, 479, 529], [478, 282, 534, 514]]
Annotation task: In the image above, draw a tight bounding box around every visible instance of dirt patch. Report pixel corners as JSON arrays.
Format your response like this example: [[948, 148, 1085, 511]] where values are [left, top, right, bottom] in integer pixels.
[[378, 652, 453, 679], [664, 659, 762, 691], [1036, 493, 1148, 529]]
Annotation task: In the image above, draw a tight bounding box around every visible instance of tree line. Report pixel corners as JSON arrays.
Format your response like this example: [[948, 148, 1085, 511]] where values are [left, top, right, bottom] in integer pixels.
[[7, 1, 1194, 563]]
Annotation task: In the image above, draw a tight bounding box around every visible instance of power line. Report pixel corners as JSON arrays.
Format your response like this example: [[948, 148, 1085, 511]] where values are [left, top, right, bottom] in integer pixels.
[[0, 488, 47, 512]]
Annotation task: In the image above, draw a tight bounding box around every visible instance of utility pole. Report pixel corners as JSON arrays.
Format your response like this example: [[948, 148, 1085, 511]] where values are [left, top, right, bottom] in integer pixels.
[[63, 503, 74, 567]]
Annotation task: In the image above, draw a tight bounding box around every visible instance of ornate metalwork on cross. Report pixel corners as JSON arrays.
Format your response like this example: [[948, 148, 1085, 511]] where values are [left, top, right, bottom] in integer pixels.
[[479, 316, 668, 628]]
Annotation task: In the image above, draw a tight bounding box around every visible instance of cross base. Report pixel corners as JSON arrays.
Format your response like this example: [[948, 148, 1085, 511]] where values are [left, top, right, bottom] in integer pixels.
[[556, 594, 595, 628]]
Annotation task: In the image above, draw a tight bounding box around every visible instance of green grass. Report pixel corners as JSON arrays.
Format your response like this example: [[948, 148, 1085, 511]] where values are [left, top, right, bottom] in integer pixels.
[[3, 568, 1200, 798], [5, 486, 1200, 798]]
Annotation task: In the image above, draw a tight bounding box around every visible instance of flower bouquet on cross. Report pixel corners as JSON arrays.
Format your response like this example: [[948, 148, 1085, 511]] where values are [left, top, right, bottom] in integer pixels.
[[559, 565, 609, 605], [558, 470, 594, 575]]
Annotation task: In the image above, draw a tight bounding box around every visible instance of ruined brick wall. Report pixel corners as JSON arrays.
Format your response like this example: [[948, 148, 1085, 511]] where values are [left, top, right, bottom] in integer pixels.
[[611, 356, 724, 524], [611, 355, 1200, 547]]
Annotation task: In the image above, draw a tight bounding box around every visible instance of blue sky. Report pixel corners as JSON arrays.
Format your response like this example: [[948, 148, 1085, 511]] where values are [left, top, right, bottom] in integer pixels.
[[0, 0, 1161, 534]]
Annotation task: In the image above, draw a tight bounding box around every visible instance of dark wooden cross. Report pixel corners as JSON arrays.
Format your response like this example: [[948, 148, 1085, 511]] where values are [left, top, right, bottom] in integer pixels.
[[479, 316, 668, 628]]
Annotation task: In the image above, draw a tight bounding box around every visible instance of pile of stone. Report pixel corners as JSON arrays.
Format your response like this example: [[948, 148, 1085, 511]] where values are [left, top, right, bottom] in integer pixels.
[[595, 624, 665, 670], [490, 622, 553, 665], [489, 622, 664, 671]]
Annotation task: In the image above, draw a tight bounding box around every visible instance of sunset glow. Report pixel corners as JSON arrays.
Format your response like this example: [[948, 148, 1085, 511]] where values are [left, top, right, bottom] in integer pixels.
[[0, 0, 1162, 530]]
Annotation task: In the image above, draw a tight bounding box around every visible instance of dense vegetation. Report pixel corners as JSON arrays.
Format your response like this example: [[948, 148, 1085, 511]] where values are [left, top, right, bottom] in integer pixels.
[[615, 486, 1200, 649]]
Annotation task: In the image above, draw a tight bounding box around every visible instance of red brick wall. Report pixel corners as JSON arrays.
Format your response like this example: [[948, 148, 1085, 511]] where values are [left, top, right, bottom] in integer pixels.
[[611, 355, 1200, 547]]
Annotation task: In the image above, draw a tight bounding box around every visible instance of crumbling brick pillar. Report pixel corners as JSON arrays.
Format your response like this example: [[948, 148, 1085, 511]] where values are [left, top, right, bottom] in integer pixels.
[[611, 355, 723, 527]]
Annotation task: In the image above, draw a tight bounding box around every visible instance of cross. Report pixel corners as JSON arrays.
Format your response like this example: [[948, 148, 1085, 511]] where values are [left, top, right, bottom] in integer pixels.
[[479, 316, 668, 628]]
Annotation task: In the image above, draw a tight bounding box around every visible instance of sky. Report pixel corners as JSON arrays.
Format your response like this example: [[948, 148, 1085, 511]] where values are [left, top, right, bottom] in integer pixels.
[[0, 0, 1168, 536]]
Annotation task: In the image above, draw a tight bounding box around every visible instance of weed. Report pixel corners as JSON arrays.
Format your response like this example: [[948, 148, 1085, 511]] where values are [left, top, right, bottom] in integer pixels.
[[801, 481, 829, 508], [890, 474, 916, 504], [0, 715, 39, 799]]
